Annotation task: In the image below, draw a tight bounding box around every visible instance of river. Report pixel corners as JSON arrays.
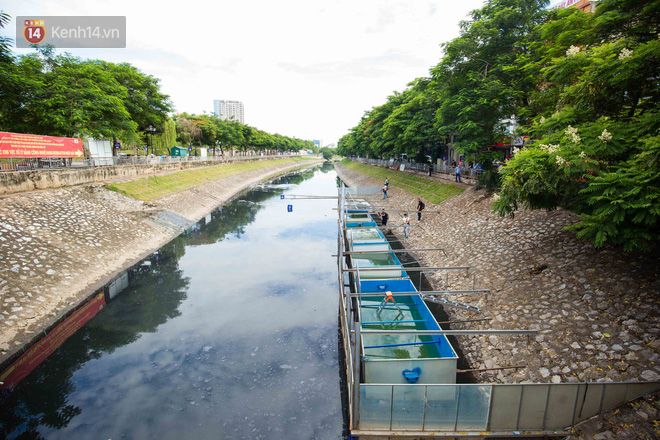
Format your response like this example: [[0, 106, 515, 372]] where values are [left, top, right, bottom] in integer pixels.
[[0, 163, 346, 440]]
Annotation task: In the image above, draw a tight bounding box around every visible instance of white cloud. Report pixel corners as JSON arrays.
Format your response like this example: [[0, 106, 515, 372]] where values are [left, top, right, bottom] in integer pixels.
[[3, 0, 486, 145]]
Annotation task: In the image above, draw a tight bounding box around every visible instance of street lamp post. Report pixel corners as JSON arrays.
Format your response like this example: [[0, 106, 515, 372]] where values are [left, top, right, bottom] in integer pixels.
[[146, 125, 156, 156]]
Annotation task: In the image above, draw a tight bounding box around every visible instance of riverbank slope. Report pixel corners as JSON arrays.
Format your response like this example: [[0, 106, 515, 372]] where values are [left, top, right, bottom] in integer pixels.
[[335, 162, 659, 439], [0, 159, 323, 367]]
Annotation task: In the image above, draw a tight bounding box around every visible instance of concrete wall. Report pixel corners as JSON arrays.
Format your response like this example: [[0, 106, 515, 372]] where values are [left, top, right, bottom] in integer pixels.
[[0, 157, 277, 195]]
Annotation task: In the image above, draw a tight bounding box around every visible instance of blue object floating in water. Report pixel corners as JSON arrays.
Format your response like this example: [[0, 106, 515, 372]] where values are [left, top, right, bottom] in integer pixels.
[[287, 205, 293, 212], [402, 367, 421, 383], [280, 195, 285, 199]]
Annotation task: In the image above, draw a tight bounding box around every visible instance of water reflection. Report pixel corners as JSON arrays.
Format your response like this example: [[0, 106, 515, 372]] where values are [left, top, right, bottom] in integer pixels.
[[0, 163, 344, 440]]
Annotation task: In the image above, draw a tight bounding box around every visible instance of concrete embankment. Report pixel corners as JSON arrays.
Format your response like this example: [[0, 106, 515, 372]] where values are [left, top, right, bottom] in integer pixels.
[[0, 156, 284, 196], [335, 162, 659, 439], [0, 158, 323, 368]]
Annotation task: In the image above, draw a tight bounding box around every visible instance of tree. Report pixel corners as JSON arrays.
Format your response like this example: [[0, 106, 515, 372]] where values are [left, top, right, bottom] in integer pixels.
[[493, 0, 660, 251], [320, 147, 334, 161], [153, 118, 177, 154], [431, 0, 550, 156], [175, 116, 201, 151], [97, 61, 172, 132], [0, 11, 12, 62], [0, 41, 172, 145], [25, 55, 137, 139]]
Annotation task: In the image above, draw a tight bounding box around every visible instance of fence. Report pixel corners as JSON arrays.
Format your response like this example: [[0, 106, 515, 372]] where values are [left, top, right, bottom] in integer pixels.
[[356, 381, 660, 433], [0, 152, 312, 172], [337, 184, 660, 438], [349, 157, 484, 180]]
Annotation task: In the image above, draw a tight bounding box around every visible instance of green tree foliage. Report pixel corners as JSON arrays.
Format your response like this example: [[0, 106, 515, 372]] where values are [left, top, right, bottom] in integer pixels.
[[339, 0, 659, 252], [0, 11, 12, 61], [493, 0, 660, 251], [96, 61, 172, 132], [31, 55, 138, 139], [320, 147, 335, 161], [432, 0, 550, 152], [173, 113, 313, 156], [0, 23, 171, 145], [339, 0, 550, 163], [337, 79, 442, 159], [153, 118, 177, 154]]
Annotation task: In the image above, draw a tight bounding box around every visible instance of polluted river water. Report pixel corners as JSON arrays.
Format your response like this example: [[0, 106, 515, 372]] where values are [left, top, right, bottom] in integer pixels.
[[0, 164, 346, 439]]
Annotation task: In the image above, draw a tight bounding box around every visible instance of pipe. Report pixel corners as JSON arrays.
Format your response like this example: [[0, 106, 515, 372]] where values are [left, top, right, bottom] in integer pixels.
[[364, 341, 441, 349]]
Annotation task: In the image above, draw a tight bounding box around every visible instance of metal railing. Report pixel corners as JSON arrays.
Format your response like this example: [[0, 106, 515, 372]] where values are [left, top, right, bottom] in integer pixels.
[[335, 182, 660, 438], [356, 381, 660, 433], [349, 157, 484, 179], [0, 153, 316, 172]]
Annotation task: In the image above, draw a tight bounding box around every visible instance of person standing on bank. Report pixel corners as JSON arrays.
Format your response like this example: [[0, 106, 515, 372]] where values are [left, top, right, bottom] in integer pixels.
[[402, 213, 411, 238], [382, 183, 389, 199], [378, 208, 389, 227], [416, 198, 425, 221], [455, 163, 462, 183], [428, 163, 433, 176]]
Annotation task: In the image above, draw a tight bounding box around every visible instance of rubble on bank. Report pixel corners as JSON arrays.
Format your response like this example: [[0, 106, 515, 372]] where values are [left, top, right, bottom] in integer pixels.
[[335, 162, 659, 439]]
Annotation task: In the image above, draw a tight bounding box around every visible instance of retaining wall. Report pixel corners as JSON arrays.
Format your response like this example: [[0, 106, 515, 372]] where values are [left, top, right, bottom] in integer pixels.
[[0, 157, 276, 195]]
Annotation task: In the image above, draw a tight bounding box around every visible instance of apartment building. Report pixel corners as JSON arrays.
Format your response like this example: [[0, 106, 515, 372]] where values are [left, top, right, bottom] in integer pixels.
[[213, 100, 245, 124]]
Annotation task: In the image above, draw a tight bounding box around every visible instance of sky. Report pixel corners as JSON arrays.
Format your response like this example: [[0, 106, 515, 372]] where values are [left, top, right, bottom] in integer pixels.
[[3, 0, 488, 146]]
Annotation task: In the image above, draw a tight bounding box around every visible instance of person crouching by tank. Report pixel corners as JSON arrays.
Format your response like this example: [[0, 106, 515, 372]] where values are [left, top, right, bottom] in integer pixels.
[[378, 208, 390, 233], [378, 208, 389, 227]]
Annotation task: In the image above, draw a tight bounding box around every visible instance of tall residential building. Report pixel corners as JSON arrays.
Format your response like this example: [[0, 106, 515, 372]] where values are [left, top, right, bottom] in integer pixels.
[[549, 0, 598, 13], [213, 100, 245, 124]]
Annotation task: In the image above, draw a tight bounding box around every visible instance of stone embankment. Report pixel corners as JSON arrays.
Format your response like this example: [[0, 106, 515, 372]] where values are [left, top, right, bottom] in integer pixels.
[[0, 156, 295, 196], [0, 159, 321, 367], [336, 162, 659, 439]]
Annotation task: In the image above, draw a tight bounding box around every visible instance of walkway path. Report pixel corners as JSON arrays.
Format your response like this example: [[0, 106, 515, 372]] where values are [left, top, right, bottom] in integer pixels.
[[336, 162, 659, 439]]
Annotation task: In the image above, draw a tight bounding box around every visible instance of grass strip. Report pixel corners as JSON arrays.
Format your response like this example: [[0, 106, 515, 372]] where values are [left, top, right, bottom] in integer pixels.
[[341, 159, 464, 204], [107, 158, 311, 201]]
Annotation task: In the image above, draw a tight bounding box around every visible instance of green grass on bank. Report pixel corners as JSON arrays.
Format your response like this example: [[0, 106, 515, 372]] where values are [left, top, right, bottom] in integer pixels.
[[107, 158, 311, 201], [341, 159, 464, 204]]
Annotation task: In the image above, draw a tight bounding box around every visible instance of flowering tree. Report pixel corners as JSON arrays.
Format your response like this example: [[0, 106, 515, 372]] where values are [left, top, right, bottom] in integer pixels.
[[493, 0, 660, 251]]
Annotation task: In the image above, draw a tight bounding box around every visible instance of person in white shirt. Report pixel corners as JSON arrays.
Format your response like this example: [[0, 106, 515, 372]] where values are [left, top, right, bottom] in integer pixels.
[[402, 213, 411, 238]]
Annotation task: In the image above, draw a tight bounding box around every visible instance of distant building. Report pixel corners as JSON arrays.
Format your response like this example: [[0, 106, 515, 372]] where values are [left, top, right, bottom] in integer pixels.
[[213, 100, 245, 124], [549, 0, 598, 13], [313, 139, 322, 148]]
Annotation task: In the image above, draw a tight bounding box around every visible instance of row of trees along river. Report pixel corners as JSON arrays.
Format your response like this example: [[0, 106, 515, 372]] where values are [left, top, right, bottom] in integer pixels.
[[0, 12, 317, 157], [337, 0, 659, 253]]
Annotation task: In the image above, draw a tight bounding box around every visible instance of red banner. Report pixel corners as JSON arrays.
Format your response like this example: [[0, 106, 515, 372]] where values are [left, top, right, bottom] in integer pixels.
[[0, 131, 84, 158], [0, 293, 106, 390]]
